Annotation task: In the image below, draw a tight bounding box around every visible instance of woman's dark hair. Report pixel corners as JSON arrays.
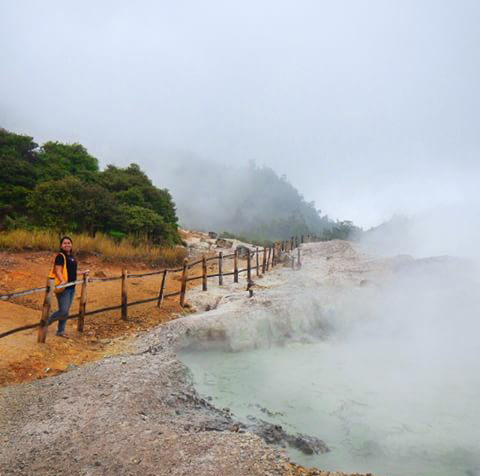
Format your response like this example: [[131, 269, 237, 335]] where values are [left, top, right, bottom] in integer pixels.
[[60, 236, 73, 246]]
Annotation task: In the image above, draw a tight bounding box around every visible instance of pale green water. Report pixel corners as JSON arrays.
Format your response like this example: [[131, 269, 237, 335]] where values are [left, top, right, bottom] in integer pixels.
[[179, 338, 480, 476]]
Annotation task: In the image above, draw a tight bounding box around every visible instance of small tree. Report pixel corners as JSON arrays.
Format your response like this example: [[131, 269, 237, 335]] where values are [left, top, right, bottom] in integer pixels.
[[35, 142, 99, 182], [28, 177, 83, 231]]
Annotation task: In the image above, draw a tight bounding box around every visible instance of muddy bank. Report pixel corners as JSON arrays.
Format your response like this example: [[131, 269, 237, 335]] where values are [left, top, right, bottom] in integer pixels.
[[0, 241, 381, 476]]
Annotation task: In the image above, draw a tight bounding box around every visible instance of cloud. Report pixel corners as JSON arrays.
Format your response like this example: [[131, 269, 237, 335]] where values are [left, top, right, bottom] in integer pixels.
[[1, 0, 480, 227]]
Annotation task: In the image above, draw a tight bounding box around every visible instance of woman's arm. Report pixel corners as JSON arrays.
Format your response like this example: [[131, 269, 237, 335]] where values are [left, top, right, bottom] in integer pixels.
[[55, 265, 66, 284]]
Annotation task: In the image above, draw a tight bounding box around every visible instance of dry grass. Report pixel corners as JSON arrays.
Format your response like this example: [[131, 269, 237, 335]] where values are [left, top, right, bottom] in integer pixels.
[[0, 230, 186, 267]]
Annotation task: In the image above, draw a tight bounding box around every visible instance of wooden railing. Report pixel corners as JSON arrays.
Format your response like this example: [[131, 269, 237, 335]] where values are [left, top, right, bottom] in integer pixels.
[[0, 234, 317, 342]]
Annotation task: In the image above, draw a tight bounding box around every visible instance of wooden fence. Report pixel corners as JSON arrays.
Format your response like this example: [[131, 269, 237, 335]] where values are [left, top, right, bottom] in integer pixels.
[[0, 234, 317, 343]]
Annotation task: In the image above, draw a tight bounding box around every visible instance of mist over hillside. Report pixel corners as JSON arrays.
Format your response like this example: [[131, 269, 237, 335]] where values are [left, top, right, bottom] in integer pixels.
[[157, 157, 358, 242], [362, 205, 480, 262], [1, 127, 359, 244]]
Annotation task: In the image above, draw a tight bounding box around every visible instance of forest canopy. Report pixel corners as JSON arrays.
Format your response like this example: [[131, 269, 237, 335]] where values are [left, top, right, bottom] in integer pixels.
[[1, 128, 359, 246], [164, 159, 360, 243], [0, 128, 181, 245]]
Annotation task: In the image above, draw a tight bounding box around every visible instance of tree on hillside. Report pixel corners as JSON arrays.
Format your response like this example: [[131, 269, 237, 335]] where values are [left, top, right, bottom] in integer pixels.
[[320, 221, 362, 241], [113, 204, 165, 238], [34, 142, 99, 182], [0, 128, 182, 245], [72, 182, 117, 236], [99, 163, 150, 191], [28, 173, 180, 243], [164, 157, 362, 242], [223, 163, 334, 239], [0, 129, 38, 226], [28, 176, 84, 231], [100, 164, 179, 228]]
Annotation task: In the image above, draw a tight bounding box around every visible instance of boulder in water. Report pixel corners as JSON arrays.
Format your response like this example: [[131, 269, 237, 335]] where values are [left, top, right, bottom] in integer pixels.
[[246, 416, 329, 455]]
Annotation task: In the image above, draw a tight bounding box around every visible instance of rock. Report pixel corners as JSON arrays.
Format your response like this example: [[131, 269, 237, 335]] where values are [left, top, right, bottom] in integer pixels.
[[94, 270, 107, 277], [208, 232, 218, 239], [216, 238, 233, 249], [273, 251, 288, 264], [236, 245, 251, 258], [257, 405, 284, 418], [189, 241, 211, 251], [288, 434, 329, 455], [245, 417, 329, 455]]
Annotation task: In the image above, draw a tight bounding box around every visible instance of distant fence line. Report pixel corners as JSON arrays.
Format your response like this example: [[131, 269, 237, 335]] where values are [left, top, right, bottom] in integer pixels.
[[0, 234, 318, 343]]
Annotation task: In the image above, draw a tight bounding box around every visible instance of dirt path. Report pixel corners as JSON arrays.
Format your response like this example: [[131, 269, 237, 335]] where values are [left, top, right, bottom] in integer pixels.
[[0, 246, 231, 387]]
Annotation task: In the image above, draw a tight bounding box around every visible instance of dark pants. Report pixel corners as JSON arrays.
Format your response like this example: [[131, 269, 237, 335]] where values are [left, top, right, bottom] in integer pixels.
[[48, 287, 75, 335]]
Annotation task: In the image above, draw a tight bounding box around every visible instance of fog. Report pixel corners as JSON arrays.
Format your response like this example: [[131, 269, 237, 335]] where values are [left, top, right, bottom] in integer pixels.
[[2, 3, 480, 473], [180, 241, 480, 475], [360, 202, 480, 263], [2, 1, 480, 228]]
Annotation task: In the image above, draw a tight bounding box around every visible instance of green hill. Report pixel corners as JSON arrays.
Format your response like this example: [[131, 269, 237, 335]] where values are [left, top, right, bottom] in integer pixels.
[[0, 128, 181, 245]]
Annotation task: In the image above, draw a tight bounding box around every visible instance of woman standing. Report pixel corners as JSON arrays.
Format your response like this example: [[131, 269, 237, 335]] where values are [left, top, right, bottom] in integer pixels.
[[48, 236, 87, 337]]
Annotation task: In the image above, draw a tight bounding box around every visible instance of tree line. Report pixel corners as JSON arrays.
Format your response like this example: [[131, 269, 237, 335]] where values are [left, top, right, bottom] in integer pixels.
[[165, 158, 361, 243], [0, 128, 181, 245]]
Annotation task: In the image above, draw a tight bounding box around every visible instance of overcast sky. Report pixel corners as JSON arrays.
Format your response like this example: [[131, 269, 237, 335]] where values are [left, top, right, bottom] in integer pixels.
[[1, 0, 479, 228]]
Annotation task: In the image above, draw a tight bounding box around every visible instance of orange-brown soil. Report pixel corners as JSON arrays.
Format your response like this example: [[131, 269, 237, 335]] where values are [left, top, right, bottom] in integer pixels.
[[0, 250, 221, 387]]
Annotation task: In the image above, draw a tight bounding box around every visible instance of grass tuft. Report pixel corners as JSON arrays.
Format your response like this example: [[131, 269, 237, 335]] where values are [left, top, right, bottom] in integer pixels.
[[0, 229, 187, 267]]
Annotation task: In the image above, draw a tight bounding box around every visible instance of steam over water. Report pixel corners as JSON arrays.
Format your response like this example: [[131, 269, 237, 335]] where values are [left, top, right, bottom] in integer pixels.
[[181, 340, 479, 476], [179, 243, 480, 476]]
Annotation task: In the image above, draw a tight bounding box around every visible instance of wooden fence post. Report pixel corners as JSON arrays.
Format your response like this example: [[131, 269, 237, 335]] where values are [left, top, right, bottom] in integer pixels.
[[290, 236, 294, 250], [262, 247, 267, 274], [202, 255, 208, 291], [234, 249, 239, 283], [218, 251, 223, 286], [291, 255, 295, 269], [272, 245, 276, 267], [247, 249, 252, 283], [301, 235, 304, 244], [77, 272, 89, 333], [121, 269, 128, 321], [256, 247, 260, 276], [180, 259, 188, 307], [266, 247, 272, 271], [297, 247, 302, 268], [295, 236, 299, 248], [37, 277, 54, 343], [157, 269, 168, 307]]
